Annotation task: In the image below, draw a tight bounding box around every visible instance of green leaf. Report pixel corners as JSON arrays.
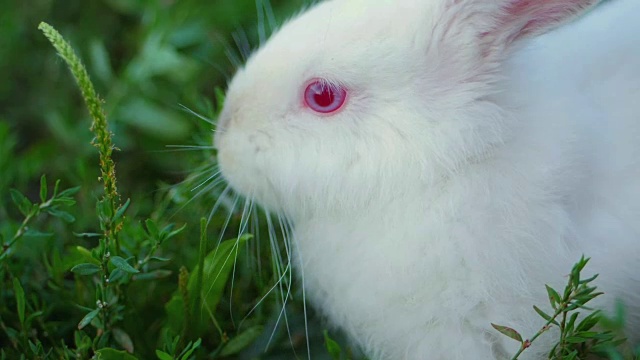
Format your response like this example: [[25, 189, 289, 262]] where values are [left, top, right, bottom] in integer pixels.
[[564, 350, 579, 360], [574, 285, 599, 299], [26, 311, 44, 324], [533, 305, 559, 326], [57, 186, 81, 198], [94, 348, 138, 360], [97, 333, 110, 350], [323, 330, 343, 360], [192, 218, 208, 332], [28, 339, 41, 354], [599, 349, 625, 360], [3, 326, 18, 342], [96, 199, 113, 220], [565, 335, 589, 343], [110, 256, 139, 274], [23, 229, 54, 237], [71, 263, 101, 275], [145, 219, 160, 239], [10, 189, 32, 216], [545, 284, 561, 309], [51, 197, 76, 206], [39, 175, 47, 202], [13, 278, 25, 326], [113, 328, 134, 353], [576, 311, 601, 332], [52, 179, 61, 197], [570, 256, 590, 287], [68, 246, 101, 266], [77, 308, 100, 329], [573, 331, 599, 339], [108, 268, 126, 283], [160, 223, 175, 234], [164, 234, 252, 336], [220, 327, 264, 356], [566, 301, 592, 312], [576, 256, 590, 272], [46, 208, 76, 223], [155, 350, 173, 360], [578, 273, 599, 285], [74, 330, 92, 351], [565, 312, 580, 334], [149, 256, 171, 262], [132, 269, 172, 281], [179, 338, 201, 360], [490, 323, 523, 343], [113, 198, 131, 222], [73, 232, 102, 238], [165, 224, 186, 240]]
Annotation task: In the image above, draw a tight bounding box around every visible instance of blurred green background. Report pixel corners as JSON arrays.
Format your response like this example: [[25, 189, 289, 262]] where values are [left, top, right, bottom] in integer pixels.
[[0, 0, 353, 359], [1, 0, 304, 209]]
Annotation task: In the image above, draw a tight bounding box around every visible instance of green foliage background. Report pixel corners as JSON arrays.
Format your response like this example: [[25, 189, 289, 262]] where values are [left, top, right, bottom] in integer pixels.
[[0, 0, 348, 359]]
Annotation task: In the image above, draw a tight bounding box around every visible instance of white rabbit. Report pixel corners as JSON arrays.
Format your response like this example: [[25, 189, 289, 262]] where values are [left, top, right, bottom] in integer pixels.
[[214, 0, 640, 358]]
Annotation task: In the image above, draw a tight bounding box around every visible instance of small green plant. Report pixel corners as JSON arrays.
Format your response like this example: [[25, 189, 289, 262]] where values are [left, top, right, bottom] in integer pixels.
[[3, 2, 325, 359], [324, 330, 344, 360], [492, 256, 629, 359], [2, 175, 79, 263], [0, 176, 78, 357], [3, 22, 259, 359]]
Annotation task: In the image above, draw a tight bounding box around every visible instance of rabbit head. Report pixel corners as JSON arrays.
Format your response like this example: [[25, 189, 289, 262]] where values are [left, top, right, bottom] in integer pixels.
[[214, 0, 599, 218]]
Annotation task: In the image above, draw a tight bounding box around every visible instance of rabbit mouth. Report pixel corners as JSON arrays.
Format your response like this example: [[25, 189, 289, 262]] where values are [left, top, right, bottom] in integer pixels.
[[215, 127, 285, 213]]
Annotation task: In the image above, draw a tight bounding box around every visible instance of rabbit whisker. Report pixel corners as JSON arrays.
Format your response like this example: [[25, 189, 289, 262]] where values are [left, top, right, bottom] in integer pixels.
[[178, 103, 216, 126]]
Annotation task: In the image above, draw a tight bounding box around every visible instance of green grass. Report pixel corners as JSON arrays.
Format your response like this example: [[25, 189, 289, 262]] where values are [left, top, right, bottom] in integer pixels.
[[0, 1, 637, 359], [1, 1, 344, 359]]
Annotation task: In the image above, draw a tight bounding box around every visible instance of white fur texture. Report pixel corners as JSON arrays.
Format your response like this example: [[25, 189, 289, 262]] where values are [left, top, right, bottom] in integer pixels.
[[215, 0, 640, 358]]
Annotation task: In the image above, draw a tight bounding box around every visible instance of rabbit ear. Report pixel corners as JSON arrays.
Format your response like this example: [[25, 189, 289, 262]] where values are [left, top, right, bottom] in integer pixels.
[[487, 0, 600, 45], [425, 0, 599, 80]]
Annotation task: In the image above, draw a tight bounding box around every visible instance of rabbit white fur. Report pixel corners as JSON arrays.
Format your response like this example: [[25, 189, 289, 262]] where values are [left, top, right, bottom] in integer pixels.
[[214, 0, 640, 358]]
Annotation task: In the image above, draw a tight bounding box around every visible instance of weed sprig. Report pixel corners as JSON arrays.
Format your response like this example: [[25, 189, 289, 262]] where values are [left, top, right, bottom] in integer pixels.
[[492, 256, 629, 359]]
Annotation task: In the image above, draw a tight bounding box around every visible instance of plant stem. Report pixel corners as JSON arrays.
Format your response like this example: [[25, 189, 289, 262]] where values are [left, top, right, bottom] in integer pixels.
[[39, 22, 125, 338], [192, 218, 208, 336], [558, 309, 569, 356], [38, 22, 122, 253], [5, 212, 35, 251], [2, 197, 55, 258], [511, 308, 562, 360]]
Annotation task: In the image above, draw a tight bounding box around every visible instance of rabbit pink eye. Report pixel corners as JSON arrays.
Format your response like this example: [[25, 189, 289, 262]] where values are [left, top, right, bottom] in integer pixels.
[[304, 80, 347, 114]]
